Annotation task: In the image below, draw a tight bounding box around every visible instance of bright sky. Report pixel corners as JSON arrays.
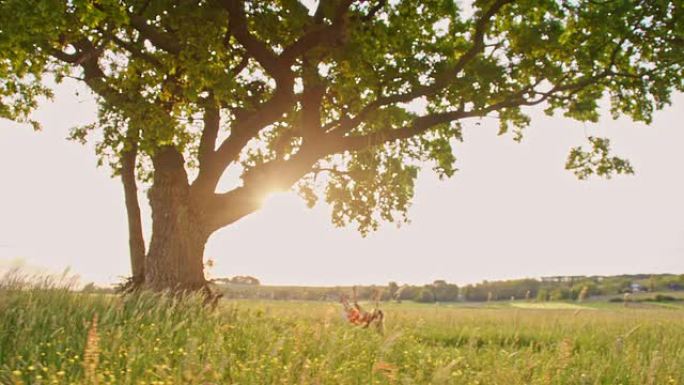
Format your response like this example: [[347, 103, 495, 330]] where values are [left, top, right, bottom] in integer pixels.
[[1, 78, 682, 287]]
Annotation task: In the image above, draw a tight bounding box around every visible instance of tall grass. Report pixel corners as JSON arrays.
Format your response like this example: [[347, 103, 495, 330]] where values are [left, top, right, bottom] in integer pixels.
[[1, 272, 683, 384]]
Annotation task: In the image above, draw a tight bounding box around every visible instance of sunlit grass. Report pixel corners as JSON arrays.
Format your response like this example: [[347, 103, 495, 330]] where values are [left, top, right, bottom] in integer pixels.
[[1, 273, 683, 384]]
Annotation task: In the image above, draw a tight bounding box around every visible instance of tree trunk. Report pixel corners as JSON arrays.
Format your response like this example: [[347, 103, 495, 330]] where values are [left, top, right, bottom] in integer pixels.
[[144, 147, 209, 291], [121, 147, 146, 286]]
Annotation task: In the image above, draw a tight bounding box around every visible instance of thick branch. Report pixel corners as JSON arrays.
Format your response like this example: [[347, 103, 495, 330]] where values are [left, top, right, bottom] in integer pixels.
[[128, 14, 181, 54], [192, 0, 353, 194], [216, 85, 295, 160], [361, 0, 388, 22], [329, 110, 469, 153], [301, 58, 326, 140], [221, 0, 284, 80], [230, 55, 249, 76], [49, 40, 123, 105], [198, 98, 221, 167], [280, 0, 354, 64], [279, 25, 341, 65], [99, 28, 164, 68], [192, 99, 222, 194], [191, 83, 296, 193], [435, 0, 514, 86], [206, 146, 323, 230]]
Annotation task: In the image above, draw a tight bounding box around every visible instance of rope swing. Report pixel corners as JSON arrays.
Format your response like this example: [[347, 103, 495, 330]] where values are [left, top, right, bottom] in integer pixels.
[[340, 286, 385, 332]]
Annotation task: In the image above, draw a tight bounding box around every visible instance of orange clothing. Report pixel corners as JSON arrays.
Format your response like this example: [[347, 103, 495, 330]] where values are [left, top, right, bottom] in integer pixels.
[[347, 308, 363, 324]]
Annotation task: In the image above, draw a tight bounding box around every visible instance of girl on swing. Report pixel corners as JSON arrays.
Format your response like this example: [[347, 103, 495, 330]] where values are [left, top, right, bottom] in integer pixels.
[[340, 287, 384, 332]]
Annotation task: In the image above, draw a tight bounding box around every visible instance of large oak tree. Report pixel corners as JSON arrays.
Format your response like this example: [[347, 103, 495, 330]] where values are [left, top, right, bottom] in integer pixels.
[[1, 0, 682, 291]]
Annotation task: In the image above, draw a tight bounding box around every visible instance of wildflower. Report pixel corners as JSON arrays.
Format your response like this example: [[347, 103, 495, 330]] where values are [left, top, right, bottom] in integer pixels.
[[83, 314, 101, 384], [372, 361, 398, 381]]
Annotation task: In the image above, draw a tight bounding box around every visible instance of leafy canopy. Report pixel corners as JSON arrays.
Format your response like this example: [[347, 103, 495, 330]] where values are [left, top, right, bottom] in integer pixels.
[[1, 0, 682, 234]]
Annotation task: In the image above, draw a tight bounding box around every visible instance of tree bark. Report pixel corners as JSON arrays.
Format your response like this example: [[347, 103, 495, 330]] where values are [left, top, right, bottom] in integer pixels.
[[144, 147, 209, 291], [121, 147, 146, 285], [139, 144, 321, 292]]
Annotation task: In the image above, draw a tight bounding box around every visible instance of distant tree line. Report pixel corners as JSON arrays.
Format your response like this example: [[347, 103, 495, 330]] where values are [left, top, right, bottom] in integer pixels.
[[454, 274, 684, 302], [217, 284, 378, 301], [210, 274, 684, 302], [213, 275, 261, 286], [390, 280, 461, 303], [90, 273, 684, 301]]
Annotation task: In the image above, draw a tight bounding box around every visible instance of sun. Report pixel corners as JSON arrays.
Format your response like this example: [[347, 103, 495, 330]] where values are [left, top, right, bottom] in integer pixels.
[[261, 191, 306, 218]]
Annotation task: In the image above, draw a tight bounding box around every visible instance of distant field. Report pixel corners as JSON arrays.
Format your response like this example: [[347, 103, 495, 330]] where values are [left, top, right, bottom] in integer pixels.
[[1, 287, 683, 385], [508, 302, 594, 310]]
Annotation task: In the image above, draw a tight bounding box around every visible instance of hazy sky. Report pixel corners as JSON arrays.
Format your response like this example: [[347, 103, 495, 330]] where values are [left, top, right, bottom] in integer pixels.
[[1, 78, 683, 287]]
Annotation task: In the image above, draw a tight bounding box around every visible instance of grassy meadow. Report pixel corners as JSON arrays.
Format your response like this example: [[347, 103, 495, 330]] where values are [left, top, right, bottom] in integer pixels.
[[1, 277, 683, 384]]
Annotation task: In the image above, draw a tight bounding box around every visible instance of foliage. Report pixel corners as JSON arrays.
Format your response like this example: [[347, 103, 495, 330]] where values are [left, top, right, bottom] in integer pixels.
[[414, 286, 437, 303], [566, 137, 634, 180], [463, 278, 541, 301], [1, 0, 682, 234]]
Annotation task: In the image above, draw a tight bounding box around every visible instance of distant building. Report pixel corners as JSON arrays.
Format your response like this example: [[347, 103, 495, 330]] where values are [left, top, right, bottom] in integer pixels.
[[540, 276, 586, 284], [629, 283, 647, 293]]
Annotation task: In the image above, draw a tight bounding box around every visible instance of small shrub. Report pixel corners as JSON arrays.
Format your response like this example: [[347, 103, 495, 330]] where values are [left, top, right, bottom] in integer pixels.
[[653, 294, 677, 302]]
